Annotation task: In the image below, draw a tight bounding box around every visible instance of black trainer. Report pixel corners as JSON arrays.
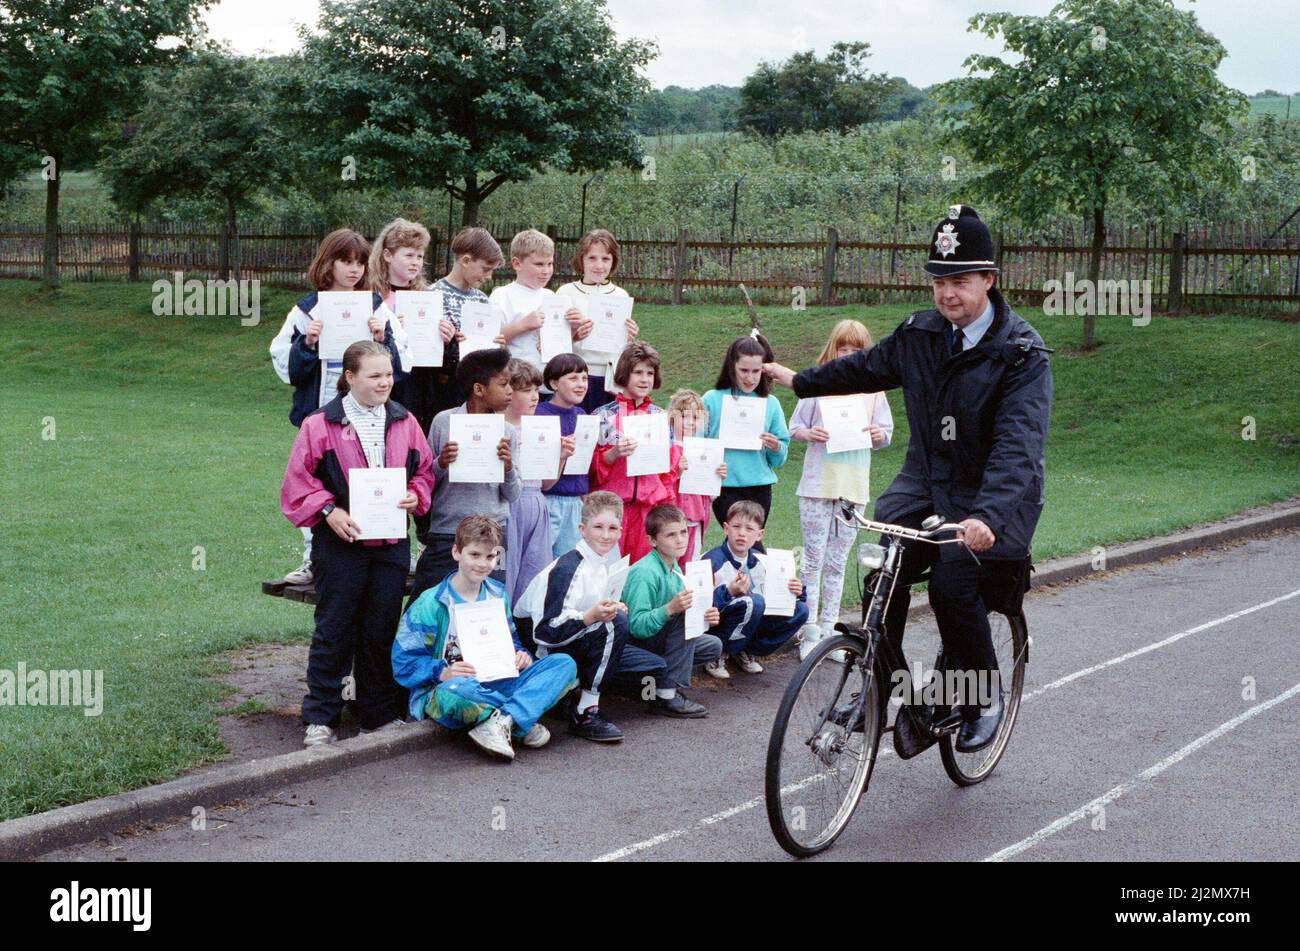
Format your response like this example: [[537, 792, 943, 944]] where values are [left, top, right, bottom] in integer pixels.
[[648, 692, 708, 718], [569, 705, 624, 742]]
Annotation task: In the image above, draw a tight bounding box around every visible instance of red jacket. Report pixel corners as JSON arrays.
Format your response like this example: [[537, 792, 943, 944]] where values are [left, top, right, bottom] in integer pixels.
[[591, 393, 681, 507], [281, 396, 434, 545]]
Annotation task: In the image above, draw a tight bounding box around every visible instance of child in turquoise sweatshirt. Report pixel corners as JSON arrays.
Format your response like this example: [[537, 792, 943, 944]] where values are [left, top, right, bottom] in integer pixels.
[[702, 334, 790, 538]]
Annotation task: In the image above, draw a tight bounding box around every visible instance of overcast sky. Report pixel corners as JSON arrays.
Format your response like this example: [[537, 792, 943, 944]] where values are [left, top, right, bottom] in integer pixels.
[[205, 0, 1297, 94]]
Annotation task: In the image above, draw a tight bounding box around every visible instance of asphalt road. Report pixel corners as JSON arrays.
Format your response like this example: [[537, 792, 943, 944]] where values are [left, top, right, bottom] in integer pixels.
[[43, 532, 1300, 862]]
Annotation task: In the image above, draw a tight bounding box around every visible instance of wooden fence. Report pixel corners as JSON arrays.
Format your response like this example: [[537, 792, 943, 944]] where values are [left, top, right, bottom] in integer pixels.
[[1, 218, 1297, 312]]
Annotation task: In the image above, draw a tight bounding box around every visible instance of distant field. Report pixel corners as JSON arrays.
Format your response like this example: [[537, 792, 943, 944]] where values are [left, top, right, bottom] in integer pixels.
[[1248, 96, 1295, 119]]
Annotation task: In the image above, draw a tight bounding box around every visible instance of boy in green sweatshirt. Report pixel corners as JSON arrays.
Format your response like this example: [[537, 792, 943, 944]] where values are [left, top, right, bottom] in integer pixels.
[[622, 504, 724, 717]]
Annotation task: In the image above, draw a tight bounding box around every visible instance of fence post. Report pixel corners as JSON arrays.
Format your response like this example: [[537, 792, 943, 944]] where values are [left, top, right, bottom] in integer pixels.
[[1168, 231, 1185, 314], [822, 226, 837, 306], [672, 228, 687, 306], [993, 230, 1004, 272], [128, 218, 140, 282]]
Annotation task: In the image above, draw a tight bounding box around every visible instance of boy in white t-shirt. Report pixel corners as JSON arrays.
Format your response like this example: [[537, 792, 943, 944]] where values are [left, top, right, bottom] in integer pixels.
[[490, 229, 585, 374]]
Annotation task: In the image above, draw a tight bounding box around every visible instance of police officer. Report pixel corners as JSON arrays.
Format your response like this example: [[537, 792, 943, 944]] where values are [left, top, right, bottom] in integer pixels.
[[765, 204, 1052, 752]]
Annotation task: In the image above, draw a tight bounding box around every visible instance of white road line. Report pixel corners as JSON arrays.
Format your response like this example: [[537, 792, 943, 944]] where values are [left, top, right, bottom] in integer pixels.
[[1020, 587, 1300, 702], [983, 681, 1300, 862], [590, 587, 1300, 862]]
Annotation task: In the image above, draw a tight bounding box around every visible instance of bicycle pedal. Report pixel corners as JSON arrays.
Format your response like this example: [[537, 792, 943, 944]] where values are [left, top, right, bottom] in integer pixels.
[[892, 705, 938, 759]]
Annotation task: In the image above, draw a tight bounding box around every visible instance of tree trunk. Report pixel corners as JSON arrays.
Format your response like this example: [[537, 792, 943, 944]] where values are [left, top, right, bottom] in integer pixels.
[[228, 198, 241, 283], [460, 176, 481, 226], [42, 167, 61, 290], [1084, 203, 1105, 350]]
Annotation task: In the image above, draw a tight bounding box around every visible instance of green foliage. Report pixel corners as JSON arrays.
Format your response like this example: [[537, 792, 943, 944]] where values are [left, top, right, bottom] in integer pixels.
[[937, 0, 1247, 227], [634, 85, 742, 135], [739, 42, 901, 136], [287, 0, 656, 224], [98, 51, 291, 221]]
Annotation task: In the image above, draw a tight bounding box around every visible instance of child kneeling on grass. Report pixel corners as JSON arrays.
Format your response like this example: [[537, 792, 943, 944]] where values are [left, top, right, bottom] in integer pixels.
[[622, 504, 724, 718], [392, 515, 577, 761], [702, 500, 808, 678]]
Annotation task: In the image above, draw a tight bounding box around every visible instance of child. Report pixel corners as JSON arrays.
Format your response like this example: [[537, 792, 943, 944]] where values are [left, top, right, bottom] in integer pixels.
[[554, 229, 640, 413], [392, 515, 578, 761], [428, 226, 506, 424], [514, 492, 674, 743], [789, 320, 894, 658], [667, 388, 724, 566], [280, 340, 434, 746], [270, 228, 410, 585], [490, 229, 584, 374], [503, 358, 554, 605], [592, 342, 684, 562], [702, 334, 790, 538], [370, 218, 443, 432], [536, 353, 589, 557], [701, 500, 807, 678], [622, 504, 724, 718], [410, 347, 519, 607]]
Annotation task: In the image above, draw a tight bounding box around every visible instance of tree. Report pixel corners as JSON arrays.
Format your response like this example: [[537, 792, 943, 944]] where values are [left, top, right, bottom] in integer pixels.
[[738, 42, 898, 137], [99, 51, 290, 279], [0, 0, 210, 288], [291, 0, 655, 226], [937, 0, 1246, 349]]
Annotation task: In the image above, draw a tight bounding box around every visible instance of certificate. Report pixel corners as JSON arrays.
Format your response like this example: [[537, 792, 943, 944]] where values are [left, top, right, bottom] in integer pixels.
[[563, 414, 600, 476], [459, 300, 504, 358], [759, 549, 798, 617], [623, 412, 670, 477], [518, 414, 561, 481], [448, 413, 505, 483], [453, 599, 518, 682], [348, 467, 408, 540], [395, 291, 444, 367], [603, 555, 631, 602], [316, 291, 373, 360], [539, 297, 573, 362], [683, 560, 714, 640], [718, 395, 766, 451], [586, 295, 632, 355], [820, 395, 872, 454], [678, 436, 724, 497]]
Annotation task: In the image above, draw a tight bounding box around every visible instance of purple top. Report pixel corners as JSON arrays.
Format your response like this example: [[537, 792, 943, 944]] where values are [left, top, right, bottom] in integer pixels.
[[537, 401, 588, 496]]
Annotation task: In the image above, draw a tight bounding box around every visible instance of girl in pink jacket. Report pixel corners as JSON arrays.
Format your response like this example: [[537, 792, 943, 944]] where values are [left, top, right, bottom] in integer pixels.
[[281, 340, 435, 747]]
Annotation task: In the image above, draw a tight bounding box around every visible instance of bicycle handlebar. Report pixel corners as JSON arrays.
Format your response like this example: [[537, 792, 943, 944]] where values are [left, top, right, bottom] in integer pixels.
[[835, 501, 966, 545]]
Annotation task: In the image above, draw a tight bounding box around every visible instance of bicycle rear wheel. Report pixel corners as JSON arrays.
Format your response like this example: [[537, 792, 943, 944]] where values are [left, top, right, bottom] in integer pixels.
[[939, 611, 1028, 786], [765, 633, 883, 857]]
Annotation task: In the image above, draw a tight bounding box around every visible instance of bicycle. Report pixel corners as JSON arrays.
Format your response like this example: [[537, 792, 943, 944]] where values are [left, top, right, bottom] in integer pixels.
[[764, 502, 1031, 858]]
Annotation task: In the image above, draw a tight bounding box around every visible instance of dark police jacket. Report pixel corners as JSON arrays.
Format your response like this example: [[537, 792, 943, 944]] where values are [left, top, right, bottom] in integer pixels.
[[792, 287, 1052, 562]]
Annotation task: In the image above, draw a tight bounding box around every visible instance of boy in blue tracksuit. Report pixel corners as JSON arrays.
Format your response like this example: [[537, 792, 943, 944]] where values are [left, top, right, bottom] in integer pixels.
[[392, 515, 577, 761], [702, 500, 807, 677]]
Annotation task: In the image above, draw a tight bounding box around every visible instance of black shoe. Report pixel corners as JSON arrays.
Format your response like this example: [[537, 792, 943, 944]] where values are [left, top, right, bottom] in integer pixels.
[[568, 706, 624, 742], [955, 690, 1005, 753], [648, 693, 708, 718]]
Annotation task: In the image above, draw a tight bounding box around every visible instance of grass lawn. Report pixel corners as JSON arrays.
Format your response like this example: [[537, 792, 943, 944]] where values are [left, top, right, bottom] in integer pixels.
[[1, 278, 1297, 821]]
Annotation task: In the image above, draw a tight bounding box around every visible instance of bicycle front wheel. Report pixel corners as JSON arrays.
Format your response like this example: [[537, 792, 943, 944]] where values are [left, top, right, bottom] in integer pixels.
[[765, 634, 883, 857], [939, 611, 1029, 786]]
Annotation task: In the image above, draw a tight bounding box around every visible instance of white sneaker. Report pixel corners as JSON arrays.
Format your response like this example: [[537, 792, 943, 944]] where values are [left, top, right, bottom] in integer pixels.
[[284, 560, 314, 585], [735, 651, 764, 674], [704, 656, 731, 679], [360, 718, 406, 735], [468, 711, 515, 760], [520, 722, 551, 748], [303, 724, 336, 747], [798, 624, 823, 661]]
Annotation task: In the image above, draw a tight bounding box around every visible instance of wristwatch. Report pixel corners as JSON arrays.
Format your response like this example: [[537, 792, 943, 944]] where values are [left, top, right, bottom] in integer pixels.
[[320, 502, 336, 520]]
